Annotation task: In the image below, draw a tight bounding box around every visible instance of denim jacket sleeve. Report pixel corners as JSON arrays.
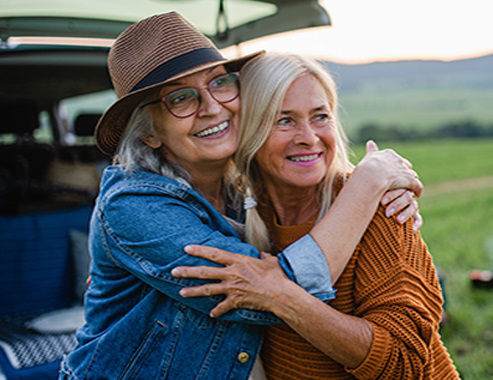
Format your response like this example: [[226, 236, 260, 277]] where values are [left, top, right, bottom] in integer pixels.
[[99, 180, 334, 323], [99, 185, 281, 324], [278, 235, 335, 301]]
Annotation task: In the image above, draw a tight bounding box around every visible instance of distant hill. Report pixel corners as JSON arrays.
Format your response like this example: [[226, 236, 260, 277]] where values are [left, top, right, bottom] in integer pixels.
[[322, 54, 493, 93], [319, 54, 493, 138]]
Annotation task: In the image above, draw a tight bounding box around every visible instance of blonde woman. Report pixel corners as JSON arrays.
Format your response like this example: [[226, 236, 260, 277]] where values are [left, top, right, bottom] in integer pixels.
[[173, 53, 459, 379]]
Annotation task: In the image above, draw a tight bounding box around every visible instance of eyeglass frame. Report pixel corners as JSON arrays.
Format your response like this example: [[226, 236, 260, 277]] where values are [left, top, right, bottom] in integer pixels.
[[139, 72, 240, 119]]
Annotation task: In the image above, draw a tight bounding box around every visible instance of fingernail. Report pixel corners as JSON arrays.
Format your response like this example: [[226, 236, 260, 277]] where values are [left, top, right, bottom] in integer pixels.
[[184, 245, 192, 253], [397, 214, 405, 223], [209, 312, 215, 318], [171, 268, 180, 276], [386, 208, 395, 217], [179, 289, 187, 297]]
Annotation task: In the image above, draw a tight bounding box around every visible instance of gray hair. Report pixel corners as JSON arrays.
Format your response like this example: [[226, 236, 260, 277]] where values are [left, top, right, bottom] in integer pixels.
[[112, 101, 191, 185]]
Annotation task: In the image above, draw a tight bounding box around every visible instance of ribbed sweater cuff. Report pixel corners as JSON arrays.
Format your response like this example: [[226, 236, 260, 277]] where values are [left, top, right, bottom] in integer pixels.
[[347, 322, 390, 379]]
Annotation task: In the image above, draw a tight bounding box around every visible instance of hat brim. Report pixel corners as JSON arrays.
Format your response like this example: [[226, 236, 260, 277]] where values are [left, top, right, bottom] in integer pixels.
[[95, 50, 264, 156]]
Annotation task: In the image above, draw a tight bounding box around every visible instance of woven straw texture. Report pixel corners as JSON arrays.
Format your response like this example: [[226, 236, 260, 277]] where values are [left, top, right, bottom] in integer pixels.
[[94, 11, 262, 156]]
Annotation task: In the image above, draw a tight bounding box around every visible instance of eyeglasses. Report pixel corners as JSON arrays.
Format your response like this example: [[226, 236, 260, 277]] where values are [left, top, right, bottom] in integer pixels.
[[140, 72, 240, 118]]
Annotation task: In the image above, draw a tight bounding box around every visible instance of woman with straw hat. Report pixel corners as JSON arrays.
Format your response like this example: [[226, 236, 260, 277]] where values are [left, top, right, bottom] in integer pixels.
[[60, 12, 422, 380]]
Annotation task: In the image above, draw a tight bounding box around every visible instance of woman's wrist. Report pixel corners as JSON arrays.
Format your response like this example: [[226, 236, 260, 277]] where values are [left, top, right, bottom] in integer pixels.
[[349, 164, 389, 199], [269, 280, 312, 320]]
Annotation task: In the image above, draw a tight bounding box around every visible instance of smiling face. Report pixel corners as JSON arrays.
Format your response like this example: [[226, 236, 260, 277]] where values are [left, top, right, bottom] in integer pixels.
[[144, 65, 240, 176], [255, 74, 337, 192]]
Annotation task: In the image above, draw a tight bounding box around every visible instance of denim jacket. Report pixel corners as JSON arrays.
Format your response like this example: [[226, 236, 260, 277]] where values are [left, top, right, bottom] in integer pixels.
[[60, 166, 334, 380]]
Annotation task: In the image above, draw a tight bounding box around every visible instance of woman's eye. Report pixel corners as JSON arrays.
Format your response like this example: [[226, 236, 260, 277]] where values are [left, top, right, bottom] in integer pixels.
[[212, 78, 226, 87], [276, 117, 292, 127], [314, 113, 333, 125], [167, 89, 195, 106], [211, 74, 236, 89], [170, 95, 187, 105]]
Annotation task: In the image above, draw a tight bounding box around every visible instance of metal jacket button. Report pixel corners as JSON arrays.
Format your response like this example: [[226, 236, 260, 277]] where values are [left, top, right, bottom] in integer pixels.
[[237, 352, 250, 363]]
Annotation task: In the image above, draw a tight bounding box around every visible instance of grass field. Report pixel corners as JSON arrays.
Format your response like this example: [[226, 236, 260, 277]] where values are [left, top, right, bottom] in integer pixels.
[[352, 138, 493, 379], [339, 88, 493, 139]]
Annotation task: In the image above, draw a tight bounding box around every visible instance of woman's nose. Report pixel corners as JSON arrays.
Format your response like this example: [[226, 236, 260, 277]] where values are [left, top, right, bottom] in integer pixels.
[[197, 89, 222, 117], [293, 122, 319, 145]]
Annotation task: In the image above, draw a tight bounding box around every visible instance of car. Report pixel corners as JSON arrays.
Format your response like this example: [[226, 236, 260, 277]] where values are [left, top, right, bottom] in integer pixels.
[[0, 1, 331, 379]]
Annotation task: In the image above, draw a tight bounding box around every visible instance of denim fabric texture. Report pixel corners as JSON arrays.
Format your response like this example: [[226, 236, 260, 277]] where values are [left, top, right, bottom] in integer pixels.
[[60, 166, 334, 380], [280, 235, 336, 300]]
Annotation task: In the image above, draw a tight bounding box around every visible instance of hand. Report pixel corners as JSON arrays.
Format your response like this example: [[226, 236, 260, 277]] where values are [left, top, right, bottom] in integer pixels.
[[358, 141, 423, 231], [357, 140, 423, 197], [171, 245, 290, 318], [381, 188, 423, 231]]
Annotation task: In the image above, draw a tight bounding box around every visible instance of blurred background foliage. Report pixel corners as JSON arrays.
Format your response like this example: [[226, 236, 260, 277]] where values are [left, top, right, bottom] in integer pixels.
[[351, 139, 493, 379]]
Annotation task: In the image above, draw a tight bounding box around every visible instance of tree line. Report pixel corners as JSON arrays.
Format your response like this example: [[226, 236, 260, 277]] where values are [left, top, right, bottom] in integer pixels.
[[355, 120, 493, 143]]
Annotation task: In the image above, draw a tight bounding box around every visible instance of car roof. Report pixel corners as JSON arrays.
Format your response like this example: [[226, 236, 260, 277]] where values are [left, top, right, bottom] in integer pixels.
[[0, 0, 330, 48], [0, 1, 330, 107]]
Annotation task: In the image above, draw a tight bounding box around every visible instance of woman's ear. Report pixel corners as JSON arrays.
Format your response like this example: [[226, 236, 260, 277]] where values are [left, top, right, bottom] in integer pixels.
[[141, 135, 162, 149]]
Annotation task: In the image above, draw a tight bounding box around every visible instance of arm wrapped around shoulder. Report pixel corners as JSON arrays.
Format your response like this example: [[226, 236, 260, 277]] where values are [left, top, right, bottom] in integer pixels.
[[348, 206, 447, 379]]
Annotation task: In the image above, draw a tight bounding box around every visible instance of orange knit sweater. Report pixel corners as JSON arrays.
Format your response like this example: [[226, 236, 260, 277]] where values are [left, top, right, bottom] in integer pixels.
[[258, 199, 459, 379]]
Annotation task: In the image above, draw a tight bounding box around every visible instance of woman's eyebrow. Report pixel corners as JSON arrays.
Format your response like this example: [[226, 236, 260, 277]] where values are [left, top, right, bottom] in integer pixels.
[[162, 67, 223, 88], [207, 66, 222, 74], [280, 105, 328, 114], [162, 81, 184, 88]]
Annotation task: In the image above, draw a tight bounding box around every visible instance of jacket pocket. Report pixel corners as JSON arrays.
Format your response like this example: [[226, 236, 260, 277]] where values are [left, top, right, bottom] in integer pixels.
[[119, 320, 168, 380]]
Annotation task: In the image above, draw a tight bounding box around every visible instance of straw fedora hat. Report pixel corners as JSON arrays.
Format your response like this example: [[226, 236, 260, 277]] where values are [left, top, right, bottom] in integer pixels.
[[95, 11, 263, 156]]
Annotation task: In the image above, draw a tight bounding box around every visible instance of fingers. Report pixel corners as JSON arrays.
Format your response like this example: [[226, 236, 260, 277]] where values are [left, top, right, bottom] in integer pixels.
[[178, 284, 238, 318], [184, 245, 236, 265], [381, 148, 413, 169], [383, 189, 422, 229], [394, 197, 418, 224], [381, 188, 406, 207], [410, 173, 424, 198], [401, 157, 413, 169], [366, 140, 379, 152], [387, 168, 422, 198], [390, 198, 422, 233], [384, 190, 415, 217], [209, 300, 235, 318], [413, 211, 423, 232], [171, 265, 226, 280], [179, 283, 226, 298]]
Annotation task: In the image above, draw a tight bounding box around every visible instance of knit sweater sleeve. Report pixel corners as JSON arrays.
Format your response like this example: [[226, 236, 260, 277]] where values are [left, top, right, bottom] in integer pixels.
[[347, 206, 444, 380]]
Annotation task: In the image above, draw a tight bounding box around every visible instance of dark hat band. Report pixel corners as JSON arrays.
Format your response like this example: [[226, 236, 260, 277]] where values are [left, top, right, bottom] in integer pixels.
[[130, 48, 225, 93]]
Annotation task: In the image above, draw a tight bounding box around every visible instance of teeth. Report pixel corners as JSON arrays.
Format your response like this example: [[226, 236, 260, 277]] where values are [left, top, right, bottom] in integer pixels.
[[289, 154, 319, 162], [195, 121, 229, 137]]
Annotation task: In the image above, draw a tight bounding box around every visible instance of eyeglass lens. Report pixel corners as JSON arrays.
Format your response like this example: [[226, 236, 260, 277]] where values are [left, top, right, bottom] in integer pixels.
[[164, 73, 239, 118]]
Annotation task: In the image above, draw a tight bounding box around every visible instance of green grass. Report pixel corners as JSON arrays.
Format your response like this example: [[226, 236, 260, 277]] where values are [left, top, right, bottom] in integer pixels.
[[350, 138, 493, 185], [352, 138, 493, 379], [422, 188, 493, 379], [339, 87, 493, 138]]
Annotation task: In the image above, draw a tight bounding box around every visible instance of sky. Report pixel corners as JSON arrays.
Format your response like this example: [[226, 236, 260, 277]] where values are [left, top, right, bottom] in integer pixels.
[[224, 0, 493, 64]]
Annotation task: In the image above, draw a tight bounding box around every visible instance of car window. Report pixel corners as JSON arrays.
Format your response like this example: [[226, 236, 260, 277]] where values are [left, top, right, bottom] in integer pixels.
[[0, 109, 53, 144], [60, 89, 116, 145], [35, 111, 55, 143]]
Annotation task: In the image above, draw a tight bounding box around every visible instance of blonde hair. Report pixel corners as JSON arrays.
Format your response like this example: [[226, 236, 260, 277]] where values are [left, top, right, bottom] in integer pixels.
[[235, 53, 353, 250]]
